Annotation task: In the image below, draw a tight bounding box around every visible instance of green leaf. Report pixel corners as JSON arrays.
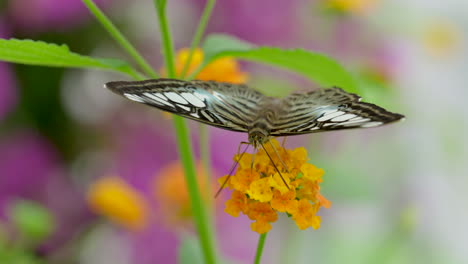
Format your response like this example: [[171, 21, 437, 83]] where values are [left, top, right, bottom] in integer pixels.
[[9, 200, 55, 242], [201, 34, 358, 93], [0, 248, 45, 264], [202, 34, 254, 60], [0, 39, 141, 79]]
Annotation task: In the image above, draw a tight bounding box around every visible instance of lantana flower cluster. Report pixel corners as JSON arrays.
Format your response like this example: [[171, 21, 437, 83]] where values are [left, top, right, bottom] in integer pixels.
[[219, 139, 331, 234]]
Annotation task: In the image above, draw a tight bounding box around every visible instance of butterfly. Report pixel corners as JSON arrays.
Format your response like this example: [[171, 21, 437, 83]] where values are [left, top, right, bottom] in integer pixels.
[[105, 78, 404, 148]]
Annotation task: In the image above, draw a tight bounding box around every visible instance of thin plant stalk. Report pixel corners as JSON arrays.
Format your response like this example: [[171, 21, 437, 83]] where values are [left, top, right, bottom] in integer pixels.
[[83, 0, 217, 263], [254, 233, 268, 264], [154, 0, 176, 78], [154, 1, 217, 263], [81, 0, 158, 78], [199, 124, 213, 202], [180, 0, 217, 78]]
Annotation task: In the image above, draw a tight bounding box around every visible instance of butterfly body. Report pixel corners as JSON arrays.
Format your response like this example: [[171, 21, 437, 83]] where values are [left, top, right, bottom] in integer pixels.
[[105, 78, 404, 147]]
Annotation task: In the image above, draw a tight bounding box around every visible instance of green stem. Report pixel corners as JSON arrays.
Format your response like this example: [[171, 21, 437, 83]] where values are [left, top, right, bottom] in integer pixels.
[[154, 0, 176, 78], [199, 124, 213, 199], [154, 1, 217, 264], [172, 117, 217, 264], [254, 233, 268, 264], [85, 0, 216, 262], [81, 0, 158, 78], [180, 0, 217, 78]]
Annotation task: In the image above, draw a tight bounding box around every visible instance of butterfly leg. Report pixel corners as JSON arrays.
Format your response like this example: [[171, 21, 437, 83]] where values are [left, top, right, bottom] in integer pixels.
[[260, 142, 290, 190], [268, 139, 290, 173], [281, 137, 287, 148], [214, 142, 250, 198]]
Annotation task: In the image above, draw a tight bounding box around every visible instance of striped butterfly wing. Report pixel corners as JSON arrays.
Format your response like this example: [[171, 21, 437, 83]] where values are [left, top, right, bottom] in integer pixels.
[[269, 87, 405, 136], [105, 79, 264, 132]]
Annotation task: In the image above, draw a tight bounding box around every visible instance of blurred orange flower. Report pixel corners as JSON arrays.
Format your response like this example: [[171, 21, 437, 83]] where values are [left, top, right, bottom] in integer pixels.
[[173, 48, 248, 83], [325, 0, 378, 14], [160, 48, 248, 119], [219, 139, 330, 234], [153, 161, 214, 227], [87, 176, 149, 231]]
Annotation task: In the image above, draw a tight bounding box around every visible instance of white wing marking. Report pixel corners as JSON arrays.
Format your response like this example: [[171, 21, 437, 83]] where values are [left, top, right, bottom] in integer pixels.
[[143, 93, 174, 107], [165, 92, 188, 104], [317, 111, 344, 121], [361, 121, 383, 128], [181, 92, 206, 107], [331, 113, 357, 122], [177, 104, 191, 111], [124, 93, 144, 103]]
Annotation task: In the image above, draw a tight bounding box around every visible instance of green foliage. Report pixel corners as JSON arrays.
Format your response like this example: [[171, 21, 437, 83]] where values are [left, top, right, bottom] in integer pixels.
[[0, 39, 141, 79], [201, 34, 358, 93], [9, 200, 55, 242], [0, 248, 44, 264]]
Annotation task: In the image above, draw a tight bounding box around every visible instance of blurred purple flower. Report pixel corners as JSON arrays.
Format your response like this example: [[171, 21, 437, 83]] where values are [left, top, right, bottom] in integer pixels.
[[0, 132, 59, 212], [192, 0, 303, 46], [0, 21, 17, 121], [7, 0, 114, 33], [0, 131, 93, 253], [107, 116, 178, 195], [101, 116, 256, 263]]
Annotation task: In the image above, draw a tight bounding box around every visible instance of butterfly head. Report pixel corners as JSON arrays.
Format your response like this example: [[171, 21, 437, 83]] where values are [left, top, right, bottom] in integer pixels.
[[248, 131, 269, 149]]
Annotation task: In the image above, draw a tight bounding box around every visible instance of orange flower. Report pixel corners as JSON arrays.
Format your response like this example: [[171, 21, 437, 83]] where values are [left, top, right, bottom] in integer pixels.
[[230, 169, 261, 193], [271, 190, 298, 214], [171, 48, 248, 83], [224, 190, 249, 217], [325, 0, 378, 14], [153, 161, 213, 227], [160, 48, 248, 119], [247, 177, 274, 203], [292, 199, 321, 230], [246, 202, 278, 234], [87, 176, 149, 231], [220, 139, 330, 234]]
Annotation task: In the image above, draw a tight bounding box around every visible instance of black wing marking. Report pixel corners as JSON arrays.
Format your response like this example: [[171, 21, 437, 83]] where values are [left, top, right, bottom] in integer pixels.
[[269, 87, 405, 136], [105, 78, 265, 132]]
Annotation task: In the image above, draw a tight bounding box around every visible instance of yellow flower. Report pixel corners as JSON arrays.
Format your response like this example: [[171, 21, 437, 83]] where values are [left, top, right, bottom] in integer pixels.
[[230, 169, 261, 193], [153, 161, 213, 227], [422, 20, 462, 58], [220, 139, 330, 234], [325, 0, 378, 14], [271, 190, 298, 214], [247, 177, 274, 203], [87, 176, 149, 231], [246, 202, 278, 234], [224, 190, 249, 217], [269, 173, 291, 194], [292, 199, 321, 230], [171, 48, 248, 83]]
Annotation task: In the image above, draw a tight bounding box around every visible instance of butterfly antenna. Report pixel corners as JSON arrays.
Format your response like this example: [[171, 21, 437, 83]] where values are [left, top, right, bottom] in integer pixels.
[[268, 139, 290, 173], [260, 142, 290, 190], [214, 142, 250, 198]]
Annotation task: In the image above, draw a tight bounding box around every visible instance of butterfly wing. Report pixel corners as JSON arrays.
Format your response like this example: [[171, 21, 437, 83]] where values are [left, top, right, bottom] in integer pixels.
[[105, 78, 265, 132], [269, 87, 405, 136]]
